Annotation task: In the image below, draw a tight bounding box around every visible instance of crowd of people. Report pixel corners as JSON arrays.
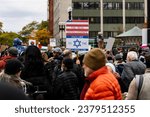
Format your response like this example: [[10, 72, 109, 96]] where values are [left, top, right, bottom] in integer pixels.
[[0, 44, 150, 100]]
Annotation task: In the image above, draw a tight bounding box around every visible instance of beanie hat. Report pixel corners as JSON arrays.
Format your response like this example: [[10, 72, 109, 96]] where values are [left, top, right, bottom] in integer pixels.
[[4, 59, 24, 75], [8, 47, 18, 56], [83, 48, 106, 70]]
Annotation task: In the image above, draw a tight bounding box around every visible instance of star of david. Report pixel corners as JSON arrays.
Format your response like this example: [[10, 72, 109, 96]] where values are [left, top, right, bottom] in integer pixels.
[[73, 39, 81, 48]]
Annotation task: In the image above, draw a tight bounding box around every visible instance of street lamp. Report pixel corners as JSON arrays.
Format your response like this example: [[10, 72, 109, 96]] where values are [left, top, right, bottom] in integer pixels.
[[67, 6, 72, 21], [58, 22, 65, 46]]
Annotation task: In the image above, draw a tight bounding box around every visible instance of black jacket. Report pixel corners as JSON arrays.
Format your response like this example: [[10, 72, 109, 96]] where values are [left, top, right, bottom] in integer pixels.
[[53, 70, 79, 100]]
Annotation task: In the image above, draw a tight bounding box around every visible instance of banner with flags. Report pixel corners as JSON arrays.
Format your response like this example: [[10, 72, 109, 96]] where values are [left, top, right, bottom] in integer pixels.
[[66, 20, 89, 51]]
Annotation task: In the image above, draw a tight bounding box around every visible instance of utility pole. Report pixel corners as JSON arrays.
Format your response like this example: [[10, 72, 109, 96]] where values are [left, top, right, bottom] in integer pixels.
[[122, 0, 126, 32], [48, 0, 53, 36], [98, 0, 104, 49], [100, 0, 103, 34]]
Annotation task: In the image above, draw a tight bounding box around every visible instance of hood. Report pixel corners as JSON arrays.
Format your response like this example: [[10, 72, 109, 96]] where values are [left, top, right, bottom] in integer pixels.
[[130, 60, 146, 75]]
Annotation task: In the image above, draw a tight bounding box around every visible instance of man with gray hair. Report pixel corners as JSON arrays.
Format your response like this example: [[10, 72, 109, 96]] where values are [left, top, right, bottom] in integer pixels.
[[121, 51, 146, 92]]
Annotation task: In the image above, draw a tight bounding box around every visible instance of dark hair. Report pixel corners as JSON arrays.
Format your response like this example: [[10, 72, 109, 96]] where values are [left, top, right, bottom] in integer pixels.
[[5, 59, 24, 75], [21, 46, 45, 78], [63, 58, 73, 70]]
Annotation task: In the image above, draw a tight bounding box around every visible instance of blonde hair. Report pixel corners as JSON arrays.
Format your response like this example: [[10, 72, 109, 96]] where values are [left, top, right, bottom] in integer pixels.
[[127, 51, 138, 61]]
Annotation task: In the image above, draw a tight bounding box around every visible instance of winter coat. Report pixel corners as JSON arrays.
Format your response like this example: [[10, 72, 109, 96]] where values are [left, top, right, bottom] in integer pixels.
[[22, 75, 51, 100], [126, 68, 150, 100], [121, 60, 146, 92], [71, 64, 85, 93], [52, 63, 84, 93], [53, 70, 79, 100], [80, 66, 122, 100], [0, 71, 27, 92]]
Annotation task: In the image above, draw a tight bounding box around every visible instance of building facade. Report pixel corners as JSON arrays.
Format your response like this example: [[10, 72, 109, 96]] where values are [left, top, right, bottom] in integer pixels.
[[72, 0, 145, 39], [49, 0, 145, 46], [53, 0, 72, 45]]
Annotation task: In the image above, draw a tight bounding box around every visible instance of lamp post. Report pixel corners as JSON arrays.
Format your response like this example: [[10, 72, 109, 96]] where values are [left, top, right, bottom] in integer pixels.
[[67, 6, 72, 21], [59, 22, 65, 46]]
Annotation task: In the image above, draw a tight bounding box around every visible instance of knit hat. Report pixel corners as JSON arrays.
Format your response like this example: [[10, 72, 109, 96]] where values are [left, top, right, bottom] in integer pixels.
[[4, 59, 24, 75], [83, 48, 106, 70], [8, 47, 18, 56]]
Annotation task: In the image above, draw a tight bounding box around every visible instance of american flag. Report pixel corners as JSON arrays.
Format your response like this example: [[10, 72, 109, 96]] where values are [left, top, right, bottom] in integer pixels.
[[66, 20, 89, 51], [66, 20, 89, 37]]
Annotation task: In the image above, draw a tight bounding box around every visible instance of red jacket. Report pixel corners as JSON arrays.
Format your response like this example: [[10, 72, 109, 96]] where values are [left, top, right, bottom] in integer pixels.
[[80, 66, 122, 100]]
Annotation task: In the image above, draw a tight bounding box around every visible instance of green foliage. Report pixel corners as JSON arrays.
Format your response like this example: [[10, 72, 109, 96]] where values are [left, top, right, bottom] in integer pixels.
[[19, 20, 49, 37], [19, 21, 39, 36], [35, 29, 50, 46], [19, 20, 51, 45], [0, 32, 23, 46], [37, 21, 48, 30], [0, 21, 3, 33]]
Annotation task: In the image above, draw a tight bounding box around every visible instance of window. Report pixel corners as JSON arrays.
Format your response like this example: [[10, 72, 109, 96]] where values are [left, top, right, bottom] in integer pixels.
[[73, 2, 100, 10], [73, 2, 83, 9], [73, 17, 88, 20], [104, 17, 122, 24], [83, 2, 89, 9], [126, 17, 144, 23], [115, 2, 122, 10], [88, 2, 100, 9], [126, 2, 144, 10], [89, 31, 98, 38], [103, 31, 115, 38], [108, 3, 113, 9], [104, 2, 122, 10], [103, 3, 109, 9], [89, 17, 100, 24]]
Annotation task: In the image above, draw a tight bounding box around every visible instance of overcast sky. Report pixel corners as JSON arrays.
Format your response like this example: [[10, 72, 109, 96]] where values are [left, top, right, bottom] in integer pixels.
[[0, 0, 47, 33]]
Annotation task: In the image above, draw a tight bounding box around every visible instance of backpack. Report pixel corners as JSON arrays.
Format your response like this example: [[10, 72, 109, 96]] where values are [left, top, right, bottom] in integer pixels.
[[135, 75, 144, 99]]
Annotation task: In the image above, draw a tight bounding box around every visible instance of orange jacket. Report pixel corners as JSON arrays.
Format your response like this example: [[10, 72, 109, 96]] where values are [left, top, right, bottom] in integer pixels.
[[80, 66, 122, 100]]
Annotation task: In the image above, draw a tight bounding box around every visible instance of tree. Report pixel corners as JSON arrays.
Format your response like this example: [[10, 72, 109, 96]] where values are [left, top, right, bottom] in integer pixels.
[[19, 21, 39, 36], [0, 32, 23, 46], [37, 21, 48, 30], [0, 21, 3, 33], [19, 20, 52, 45], [35, 29, 51, 45]]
